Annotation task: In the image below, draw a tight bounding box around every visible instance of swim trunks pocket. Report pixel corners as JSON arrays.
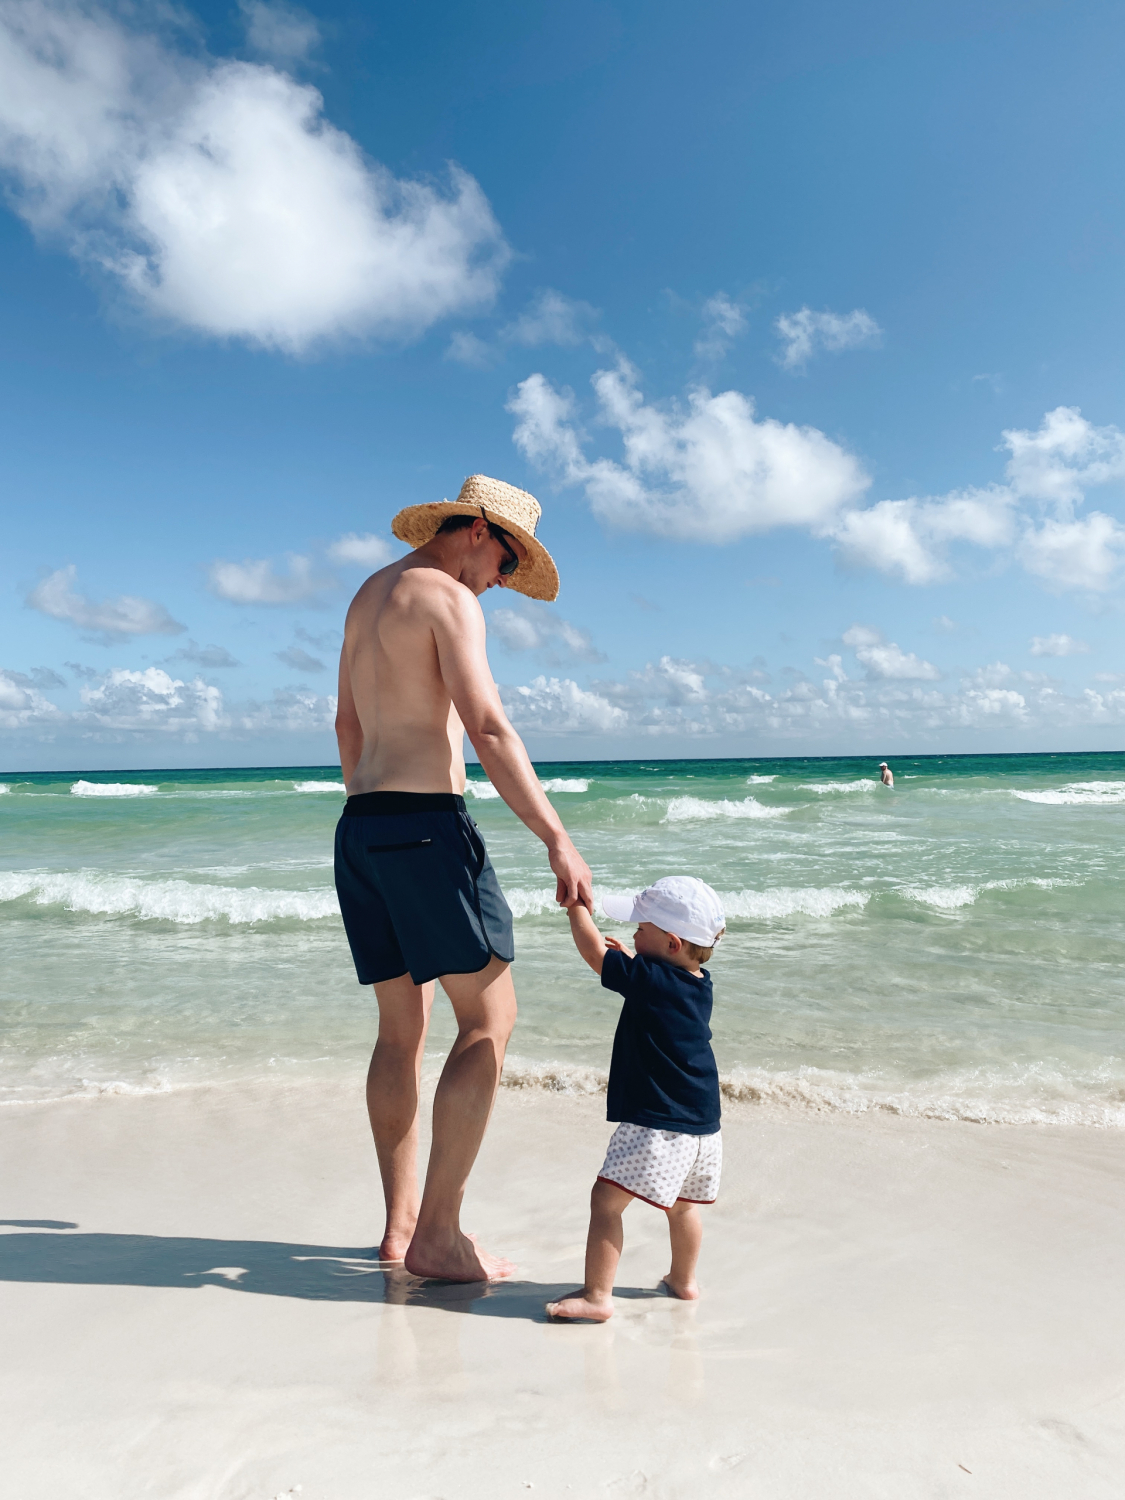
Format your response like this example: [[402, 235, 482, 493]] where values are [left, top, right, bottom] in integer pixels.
[[365, 838, 433, 853]]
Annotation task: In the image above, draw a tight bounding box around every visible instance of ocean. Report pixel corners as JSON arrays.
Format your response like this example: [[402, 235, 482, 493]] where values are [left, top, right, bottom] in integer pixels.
[[2, 754, 1123, 1124]]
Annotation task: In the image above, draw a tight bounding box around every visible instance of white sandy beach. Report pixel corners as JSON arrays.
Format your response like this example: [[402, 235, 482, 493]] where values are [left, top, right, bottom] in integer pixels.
[[2, 1081, 1123, 1499]]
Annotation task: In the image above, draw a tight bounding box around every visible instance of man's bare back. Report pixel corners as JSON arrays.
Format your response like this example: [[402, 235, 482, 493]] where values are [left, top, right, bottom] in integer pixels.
[[333, 504, 592, 1281]]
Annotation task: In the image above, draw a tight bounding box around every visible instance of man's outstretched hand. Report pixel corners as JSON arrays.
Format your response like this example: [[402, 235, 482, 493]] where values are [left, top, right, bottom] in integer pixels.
[[549, 838, 594, 913]]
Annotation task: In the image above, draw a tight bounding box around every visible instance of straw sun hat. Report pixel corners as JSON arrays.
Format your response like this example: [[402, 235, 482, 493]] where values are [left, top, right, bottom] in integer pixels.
[[390, 474, 559, 602]]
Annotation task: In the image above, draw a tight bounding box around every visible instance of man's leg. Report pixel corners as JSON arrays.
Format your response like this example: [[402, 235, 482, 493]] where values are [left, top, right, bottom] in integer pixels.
[[403, 954, 517, 1281], [368, 973, 435, 1262]]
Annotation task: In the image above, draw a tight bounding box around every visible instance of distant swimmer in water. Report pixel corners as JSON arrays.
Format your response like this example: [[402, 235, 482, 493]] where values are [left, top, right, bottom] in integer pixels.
[[879, 762, 894, 788]]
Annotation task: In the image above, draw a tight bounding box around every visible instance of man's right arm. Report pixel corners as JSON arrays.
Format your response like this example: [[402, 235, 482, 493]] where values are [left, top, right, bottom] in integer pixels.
[[431, 581, 594, 910], [335, 644, 364, 790]]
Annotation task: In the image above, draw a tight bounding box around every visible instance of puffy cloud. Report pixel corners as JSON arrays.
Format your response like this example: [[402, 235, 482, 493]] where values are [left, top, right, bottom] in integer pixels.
[[500, 676, 627, 733], [208, 554, 332, 604], [235, 685, 337, 732], [27, 565, 185, 641], [327, 532, 394, 568], [1030, 633, 1090, 658], [1002, 407, 1125, 512], [487, 600, 604, 663], [0, 1, 508, 351], [694, 293, 745, 362], [831, 487, 1016, 585], [275, 644, 325, 672], [1016, 513, 1125, 592], [240, 0, 319, 64], [445, 330, 493, 367], [775, 307, 882, 371], [509, 359, 869, 541], [0, 669, 63, 727], [79, 667, 223, 732], [842, 625, 940, 680]]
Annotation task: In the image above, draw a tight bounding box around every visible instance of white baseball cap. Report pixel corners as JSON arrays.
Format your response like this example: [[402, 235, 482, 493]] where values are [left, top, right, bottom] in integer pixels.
[[602, 876, 725, 946]]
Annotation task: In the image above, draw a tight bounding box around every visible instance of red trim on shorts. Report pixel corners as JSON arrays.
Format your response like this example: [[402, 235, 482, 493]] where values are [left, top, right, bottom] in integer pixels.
[[675, 1195, 716, 1204], [595, 1175, 675, 1212]]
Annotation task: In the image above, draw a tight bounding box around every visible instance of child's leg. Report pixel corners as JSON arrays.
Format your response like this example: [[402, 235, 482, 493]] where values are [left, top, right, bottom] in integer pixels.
[[662, 1200, 702, 1300], [546, 1179, 632, 1321]]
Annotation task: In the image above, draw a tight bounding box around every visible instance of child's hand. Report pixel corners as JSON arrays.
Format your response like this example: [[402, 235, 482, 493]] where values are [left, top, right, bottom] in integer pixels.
[[604, 934, 631, 953]]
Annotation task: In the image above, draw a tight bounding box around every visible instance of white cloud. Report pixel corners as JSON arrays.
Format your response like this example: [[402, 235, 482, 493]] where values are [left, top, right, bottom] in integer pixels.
[[327, 532, 393, 569], [276, 644, 325, 672], [236, 685, 337, 732], [165, 640, 241, 668], [694, 293, 745, 362], [1002, 407, 1125, 512], [500, 676, 627, 733], [775, 307, 882, 371], [208, 554, 332, 604], [240, 0, 319, 64], [27, 565, 186, 640], [0, 1, 509, 351], [0, 669, 63, 727], [502, 289, 599, 348], [488, 600, 604, 663], [831, 487, 1016, 584], [444, 330, 493, 367], [1017, 513, 1125, 592], [1030, 633, 1090, 658], [509, 359, 869, 541], [842, 624, 941, 680], [79, 667, 223, 732]]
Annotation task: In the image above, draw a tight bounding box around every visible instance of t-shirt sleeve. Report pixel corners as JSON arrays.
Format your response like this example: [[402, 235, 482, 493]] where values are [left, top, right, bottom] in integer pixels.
[[600, 947, 634, 997]]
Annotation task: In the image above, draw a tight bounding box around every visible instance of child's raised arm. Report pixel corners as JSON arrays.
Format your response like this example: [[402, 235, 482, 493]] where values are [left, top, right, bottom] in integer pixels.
[[568, 903, 631, 975]]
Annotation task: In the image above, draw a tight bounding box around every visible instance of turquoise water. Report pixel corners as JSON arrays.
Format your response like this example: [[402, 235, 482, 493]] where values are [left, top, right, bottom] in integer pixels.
[[1, 754, 1124, 1123]]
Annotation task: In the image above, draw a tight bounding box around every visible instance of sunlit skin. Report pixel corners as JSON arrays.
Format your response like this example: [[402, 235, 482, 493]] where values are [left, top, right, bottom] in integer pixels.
[[544, 908, 713, 1322], [335, 516, 593, 1282]]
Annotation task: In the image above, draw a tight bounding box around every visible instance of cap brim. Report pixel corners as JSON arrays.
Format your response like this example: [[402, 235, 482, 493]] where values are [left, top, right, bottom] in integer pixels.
[[601, 892, 639, 923]]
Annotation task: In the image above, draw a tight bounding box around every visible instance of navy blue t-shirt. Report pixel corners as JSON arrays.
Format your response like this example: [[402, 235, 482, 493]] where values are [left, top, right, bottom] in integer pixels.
[[601, 948, 721, 1135]]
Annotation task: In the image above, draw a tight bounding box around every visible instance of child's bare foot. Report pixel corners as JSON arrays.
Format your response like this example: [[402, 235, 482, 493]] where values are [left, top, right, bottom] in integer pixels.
[[660, 1275, 700, 1300], [545, 1288, 614, 1321]]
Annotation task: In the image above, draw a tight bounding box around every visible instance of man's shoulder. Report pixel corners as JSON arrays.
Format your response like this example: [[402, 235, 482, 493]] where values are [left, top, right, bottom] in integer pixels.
[[366, 563, 480, 625]]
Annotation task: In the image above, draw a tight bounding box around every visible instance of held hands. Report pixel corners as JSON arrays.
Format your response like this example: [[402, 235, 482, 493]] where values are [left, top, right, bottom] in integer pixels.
[[549, 837, 594, 913]]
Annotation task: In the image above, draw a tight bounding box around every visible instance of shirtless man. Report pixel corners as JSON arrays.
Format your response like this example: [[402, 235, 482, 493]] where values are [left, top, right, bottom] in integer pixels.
[[334, 475, 592, 1282], [879, 761, 894, 788]]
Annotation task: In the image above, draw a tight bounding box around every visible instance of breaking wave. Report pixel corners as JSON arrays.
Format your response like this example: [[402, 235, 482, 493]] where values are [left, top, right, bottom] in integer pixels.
[[539, 778, 589, 793], [799, 779, 877, 794], [0, 784, 9, 794], [664, 795, 790, 822], [293, 781, 346, 793], [722, 886, 869, 920], [70, 780, 158, 798], [1012, 781, 1125, 806], [901, 876, 1082, 910], [464, 781, 501, 799], [746, 774, 777, 784], [0, 871, 339, 925]]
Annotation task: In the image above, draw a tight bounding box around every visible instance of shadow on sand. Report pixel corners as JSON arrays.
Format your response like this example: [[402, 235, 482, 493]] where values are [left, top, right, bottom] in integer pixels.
[[0, 1226, 664, 1320]]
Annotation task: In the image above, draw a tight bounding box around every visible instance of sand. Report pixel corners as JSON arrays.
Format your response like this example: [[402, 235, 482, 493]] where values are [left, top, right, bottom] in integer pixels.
[[2, 1080, 1124, 1499]]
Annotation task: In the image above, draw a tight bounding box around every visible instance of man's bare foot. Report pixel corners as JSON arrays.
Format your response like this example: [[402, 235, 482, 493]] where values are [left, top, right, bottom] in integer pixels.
[[404, 1228, 515, 1282], [545, 1289, 614, 1322], [377, 1228, 415, 1263], [660, 1275, 699, 1300]]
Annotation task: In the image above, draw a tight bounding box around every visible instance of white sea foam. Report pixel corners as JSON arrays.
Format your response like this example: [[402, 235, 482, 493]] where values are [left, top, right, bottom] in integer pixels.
[[901, 883, 979, 909], [799, 779, 877, 794], [664, 795, 790, 822], [504, 886, 560, 919], [746, 774, 777, 784], [539, 778, 589, 793], [1012, 781, 1125, 806], [497, 1060, 1125, 1127], [0, 783, 9, 793], [722, 886, 870, 920], [0, 871, 339, 925], [293, 781, 346, 793], [464, 781, 501, 799], [70, 780, 158, 798]]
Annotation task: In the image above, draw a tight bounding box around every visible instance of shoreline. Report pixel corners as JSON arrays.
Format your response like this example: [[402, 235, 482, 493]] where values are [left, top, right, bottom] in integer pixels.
[[3, 1079, 1123, 1496]]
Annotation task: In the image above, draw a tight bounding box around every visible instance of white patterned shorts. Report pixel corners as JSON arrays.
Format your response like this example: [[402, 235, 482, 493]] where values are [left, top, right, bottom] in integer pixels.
[[597, 1122, 722, 1210]]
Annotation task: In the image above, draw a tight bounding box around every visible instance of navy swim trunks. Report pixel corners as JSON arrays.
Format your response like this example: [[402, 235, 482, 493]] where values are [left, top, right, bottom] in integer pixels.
[[334, 791, 515, 987]]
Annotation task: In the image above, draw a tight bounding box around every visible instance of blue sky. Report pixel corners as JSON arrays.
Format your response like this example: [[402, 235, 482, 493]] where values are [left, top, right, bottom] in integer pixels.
[[2, 0, 1125, 769]]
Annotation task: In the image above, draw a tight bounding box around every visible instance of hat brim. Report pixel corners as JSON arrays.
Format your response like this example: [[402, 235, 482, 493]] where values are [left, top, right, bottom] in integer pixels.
[[390, 501, 560, 603], [601, 892, 639, 923]]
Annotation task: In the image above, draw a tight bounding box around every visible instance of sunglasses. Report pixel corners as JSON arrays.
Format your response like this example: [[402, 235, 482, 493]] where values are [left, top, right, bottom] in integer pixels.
[[480, 507, 520, 576]]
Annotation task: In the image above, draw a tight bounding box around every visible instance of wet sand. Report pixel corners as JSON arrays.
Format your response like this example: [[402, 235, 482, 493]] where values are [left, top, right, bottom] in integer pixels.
[[2, 1081, 1123, 1498]]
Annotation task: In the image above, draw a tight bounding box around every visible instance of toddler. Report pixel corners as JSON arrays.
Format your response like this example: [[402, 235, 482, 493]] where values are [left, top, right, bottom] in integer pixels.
[[547, 876, 725, 1322]]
